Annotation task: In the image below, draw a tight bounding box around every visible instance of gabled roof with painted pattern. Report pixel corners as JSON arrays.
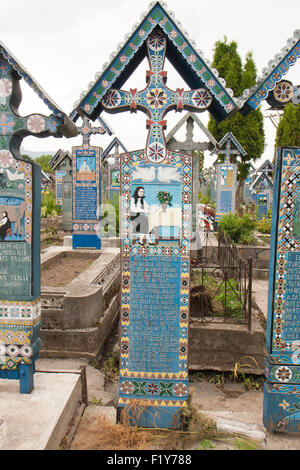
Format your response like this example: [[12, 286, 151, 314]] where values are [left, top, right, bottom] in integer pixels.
[[0, 41, 78, 138], [238, 30, 300, 115], [250, 171, 273, 191], [211, 131, 247, 157], [70, 1, 238, 124]]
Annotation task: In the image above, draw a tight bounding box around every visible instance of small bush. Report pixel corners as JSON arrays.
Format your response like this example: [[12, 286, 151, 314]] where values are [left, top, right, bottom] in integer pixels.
[[198, 192, 215, 208], [41, 190, 60, 217], [219, 212, 256, 244], [256, 216, 271, 234]]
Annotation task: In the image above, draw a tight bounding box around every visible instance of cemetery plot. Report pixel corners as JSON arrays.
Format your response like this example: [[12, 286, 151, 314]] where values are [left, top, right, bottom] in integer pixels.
[[41, 251, 100, 287], [190, 229, 252, 325]]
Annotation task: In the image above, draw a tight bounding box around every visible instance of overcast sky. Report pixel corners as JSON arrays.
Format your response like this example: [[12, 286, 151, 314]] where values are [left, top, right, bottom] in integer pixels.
[[1, 0, 299, 166]]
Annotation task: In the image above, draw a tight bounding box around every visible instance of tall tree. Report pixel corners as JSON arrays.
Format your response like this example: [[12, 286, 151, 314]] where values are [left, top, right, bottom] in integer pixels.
[[208, 38, 265, 207], [275, 103, 300, 147], [21, 154, 34, 163], [34, 154, 52, 172]]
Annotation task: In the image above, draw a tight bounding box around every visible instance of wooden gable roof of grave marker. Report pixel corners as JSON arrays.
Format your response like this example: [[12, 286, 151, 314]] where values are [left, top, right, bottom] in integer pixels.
[[101, 136, 128, 164], [250, 171, 273, 192], [70, 1, 238, 125], [50, 150, 72, 172], [0, 40, 78, 147], [238, 30, 300, 115], [166, 111, 218, 152], [211, 131, 247, 164], [256, 159, 274, 174]]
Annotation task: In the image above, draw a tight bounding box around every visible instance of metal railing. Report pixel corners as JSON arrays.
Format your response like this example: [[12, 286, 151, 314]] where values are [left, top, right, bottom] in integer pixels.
[[190, 229, 252, 329]]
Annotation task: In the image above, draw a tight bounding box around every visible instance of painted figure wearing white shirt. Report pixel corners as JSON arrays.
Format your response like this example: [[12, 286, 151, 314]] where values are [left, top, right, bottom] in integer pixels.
[[130, 186, 152, 244]]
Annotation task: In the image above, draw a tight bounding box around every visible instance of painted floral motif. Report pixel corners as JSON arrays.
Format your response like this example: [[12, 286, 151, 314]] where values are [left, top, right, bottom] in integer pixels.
[[147, 142, 165, 163], [0, 78, 12, 98], [159, 382, 173, 397], [188, 54, 197, 63], [173, 382, 187, 397], [279, 399, 290, 410], [102, 90, 122, 108], [83, 103, 92, 112], [120, 380, 134, 395], [274, 81, 293, 103], [0, 149, 14, 168], [27, 115, 46, 133], [147, 382, 159, 396], [275, 366, 293, 383], [148, 31, 166, 51], [192, 89, 212, 108], [133, 381, 147, 396], [146, 88, 168, 109]]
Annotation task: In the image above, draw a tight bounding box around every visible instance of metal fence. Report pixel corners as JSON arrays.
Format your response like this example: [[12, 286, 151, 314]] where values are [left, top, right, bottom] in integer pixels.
[[190, 229, 252, 329]]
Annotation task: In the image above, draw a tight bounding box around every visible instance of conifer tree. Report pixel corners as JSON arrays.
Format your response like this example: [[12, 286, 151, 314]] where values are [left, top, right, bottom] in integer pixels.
[[208, 38, 265, 206], [275, 102, 300, 147]]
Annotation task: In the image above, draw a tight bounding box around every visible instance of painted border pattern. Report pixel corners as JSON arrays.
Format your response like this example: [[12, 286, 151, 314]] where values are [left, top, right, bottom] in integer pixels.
[[0, 298, 41, 369], [271, 150, 300, 357], [246, 41, 300, 111]]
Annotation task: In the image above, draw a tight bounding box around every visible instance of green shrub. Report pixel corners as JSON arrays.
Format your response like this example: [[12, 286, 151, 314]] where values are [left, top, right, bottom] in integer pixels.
[[41, 190, 60, 217], [219, 212, 256, 244], [256, 216, 271, 234], [198, 191, 215, 208], [101, 193, 120, 236], [215, 278, 244, 320]]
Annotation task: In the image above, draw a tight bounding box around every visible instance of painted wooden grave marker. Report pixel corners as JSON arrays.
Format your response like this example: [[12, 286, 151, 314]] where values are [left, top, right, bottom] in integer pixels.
[[257, 193, 268, 220], [70, 1, 239, 427], [101, 137, 128, 199], [50, 150, 72, 206], [72, 116, 112, 249], [109, 29, 212, 427], [264, 147, 300, 432], [212, 132, 246, 223], [119, 149, 192, 427], [0, 44, 77, 392]]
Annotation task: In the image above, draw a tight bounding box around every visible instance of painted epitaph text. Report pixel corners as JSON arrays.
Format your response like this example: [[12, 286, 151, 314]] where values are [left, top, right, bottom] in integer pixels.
[[72, 117, 111, 249], [72, 146, 101, 249]]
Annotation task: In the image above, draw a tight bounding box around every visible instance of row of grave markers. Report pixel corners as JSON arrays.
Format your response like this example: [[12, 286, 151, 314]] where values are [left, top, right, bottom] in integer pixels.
[[0, 0, 299, 433]]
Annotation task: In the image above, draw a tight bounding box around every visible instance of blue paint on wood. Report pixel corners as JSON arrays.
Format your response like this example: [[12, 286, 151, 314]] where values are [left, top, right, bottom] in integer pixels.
[[264, 146, 300, 433], [72, 234, 101, 250]]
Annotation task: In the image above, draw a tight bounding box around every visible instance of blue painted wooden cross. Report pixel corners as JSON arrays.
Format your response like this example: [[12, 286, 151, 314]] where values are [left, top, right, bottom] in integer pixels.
[[0, 54, 76, 393], [77, 116, 107, 148], [72, 116, 112, 250], [219, 140, 239, 163], [102, 29, 212, 163]]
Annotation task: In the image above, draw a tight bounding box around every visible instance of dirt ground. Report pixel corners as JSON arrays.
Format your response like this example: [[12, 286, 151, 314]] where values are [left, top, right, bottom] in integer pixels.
[[41, 255, 95, 287], [68, 377, 300, 451]]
